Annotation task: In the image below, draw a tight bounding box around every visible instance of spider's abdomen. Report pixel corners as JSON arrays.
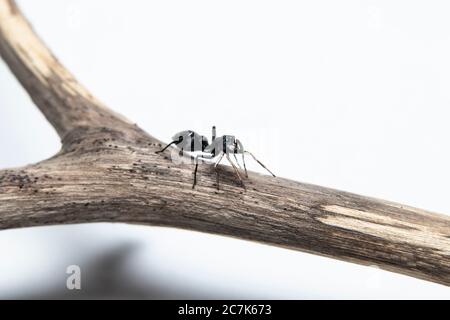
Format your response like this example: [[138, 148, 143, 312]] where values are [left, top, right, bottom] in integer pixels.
[[172, 130, 209, 153]]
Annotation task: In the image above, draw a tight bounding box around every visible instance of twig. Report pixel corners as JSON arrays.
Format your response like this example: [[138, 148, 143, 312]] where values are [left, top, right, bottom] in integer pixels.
[[0, 0, 449, 286]]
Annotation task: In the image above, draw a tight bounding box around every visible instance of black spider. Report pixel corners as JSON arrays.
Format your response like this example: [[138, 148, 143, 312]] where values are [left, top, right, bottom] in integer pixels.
[[156, 126, 275, 190]]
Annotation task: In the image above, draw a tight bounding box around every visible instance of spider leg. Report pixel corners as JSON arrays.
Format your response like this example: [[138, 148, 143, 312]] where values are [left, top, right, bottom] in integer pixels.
[[155, 140, 178, 154], [214, 152, 225, 190], [226, 153, 246, 189], [245, 151, 276, 177], [192, 155, 199, 189], [214, 152, 225, 167], [192, 153, 214, 189], [242, 153, 248, 178], [215, 168, 220, 190], [233, 153, 243, 170]]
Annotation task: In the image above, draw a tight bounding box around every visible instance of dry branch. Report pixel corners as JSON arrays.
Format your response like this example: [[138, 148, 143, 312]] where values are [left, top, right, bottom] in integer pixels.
[[0, 0, 449, 287]]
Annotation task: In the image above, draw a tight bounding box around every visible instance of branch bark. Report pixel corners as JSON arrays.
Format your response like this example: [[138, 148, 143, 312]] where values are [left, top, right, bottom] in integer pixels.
[[0, 0, 449, 287]]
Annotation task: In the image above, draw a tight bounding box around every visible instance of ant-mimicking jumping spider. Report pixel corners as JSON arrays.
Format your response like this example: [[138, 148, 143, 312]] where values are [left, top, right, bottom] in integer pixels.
[[156, 126, 275, 190]]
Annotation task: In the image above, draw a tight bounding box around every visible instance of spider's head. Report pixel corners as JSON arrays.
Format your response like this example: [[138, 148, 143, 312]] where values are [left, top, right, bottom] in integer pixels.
[[219, 135, 244, 154]]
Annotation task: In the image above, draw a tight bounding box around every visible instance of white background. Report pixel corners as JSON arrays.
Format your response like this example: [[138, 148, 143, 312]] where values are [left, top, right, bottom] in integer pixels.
[[0, 0, 449, 298]]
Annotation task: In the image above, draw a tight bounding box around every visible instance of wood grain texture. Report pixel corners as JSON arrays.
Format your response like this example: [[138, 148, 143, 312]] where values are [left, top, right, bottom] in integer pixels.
[[0, 0, 449, 287], [0, 0, 132, 137]]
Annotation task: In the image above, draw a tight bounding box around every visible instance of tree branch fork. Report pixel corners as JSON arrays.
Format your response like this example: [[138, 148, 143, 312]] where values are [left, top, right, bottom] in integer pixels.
[[0, 0, 449, 287]]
